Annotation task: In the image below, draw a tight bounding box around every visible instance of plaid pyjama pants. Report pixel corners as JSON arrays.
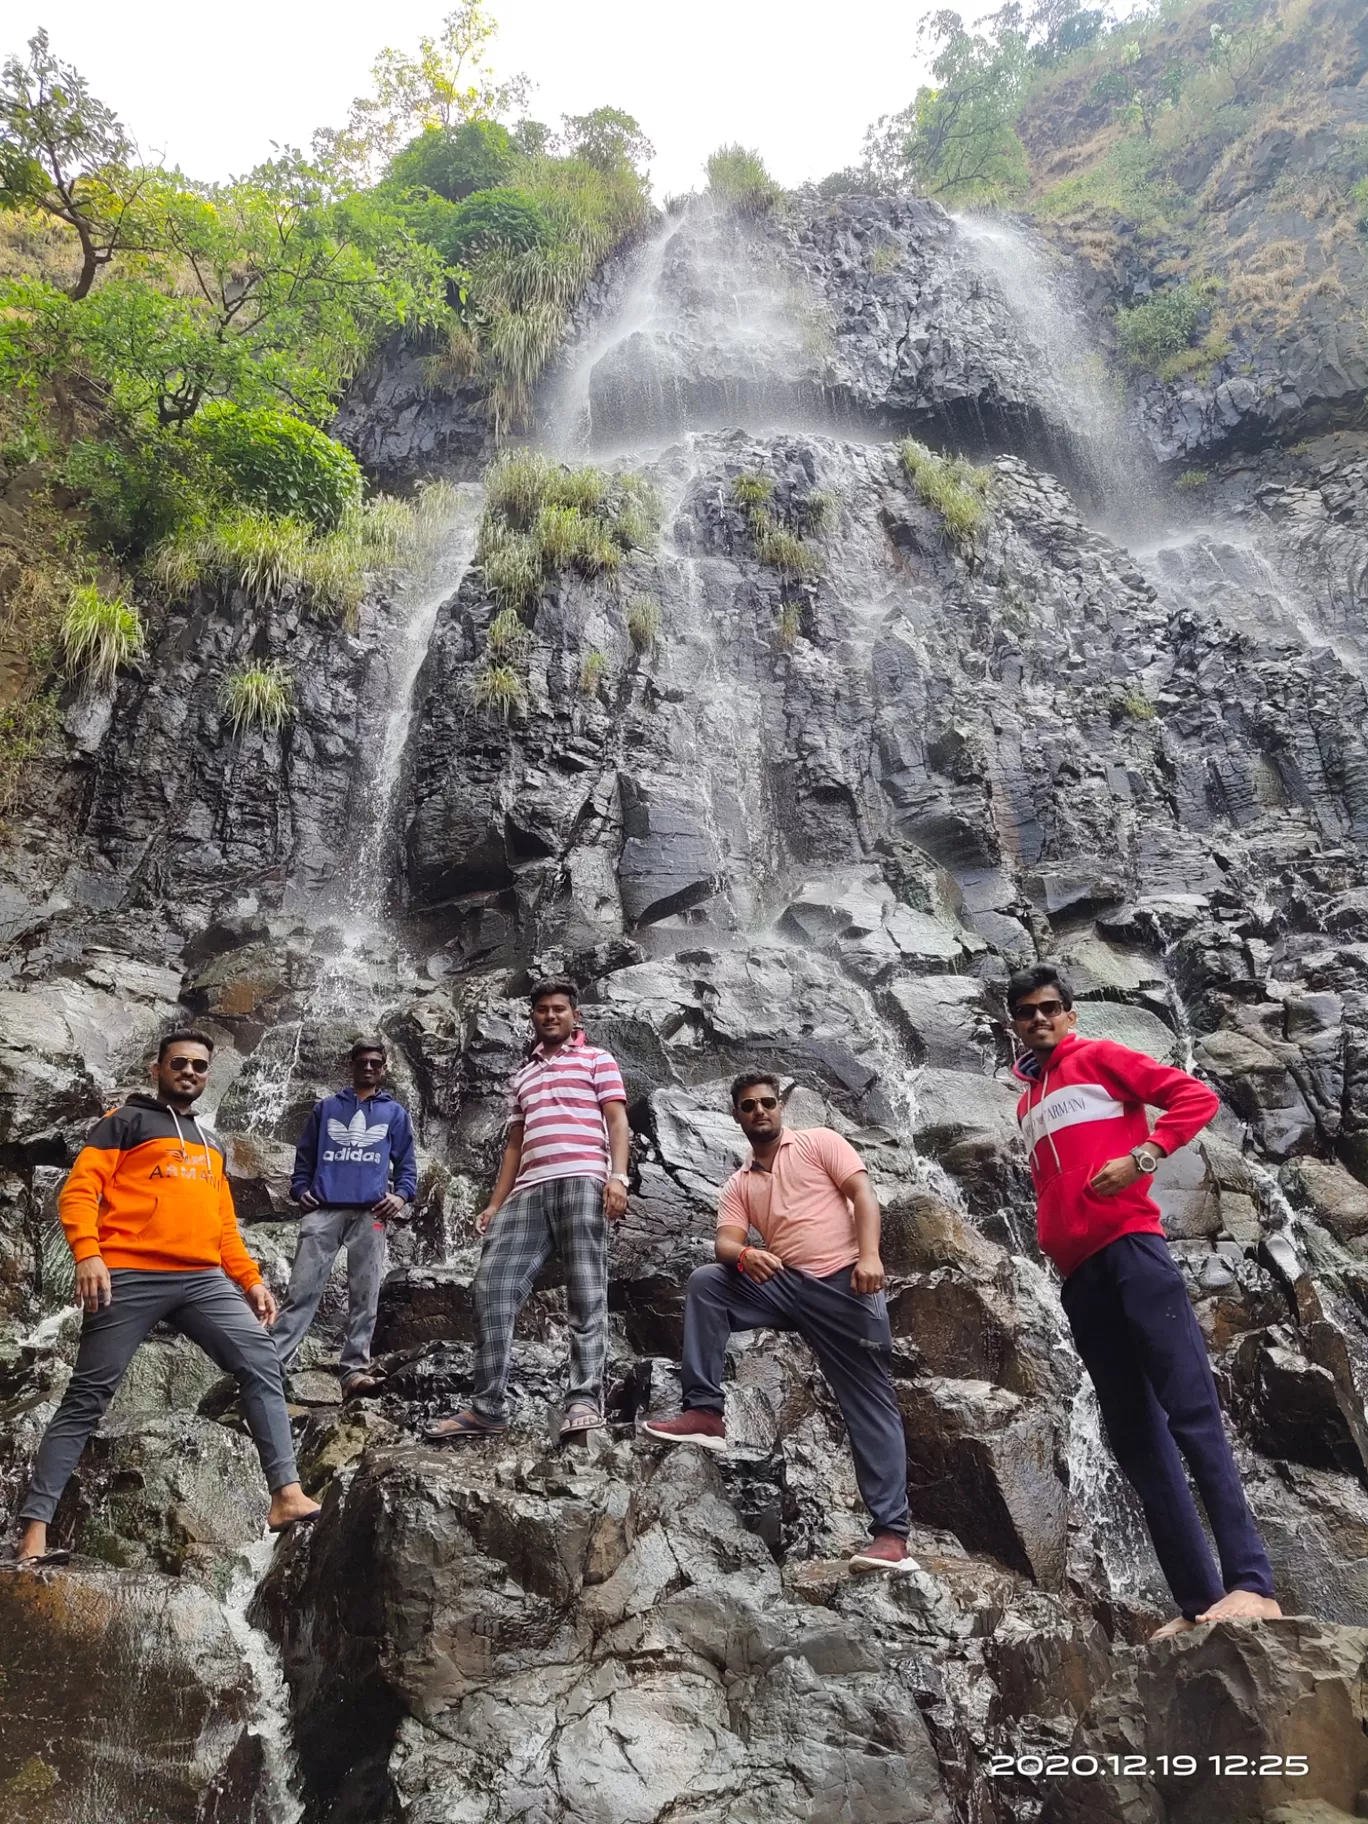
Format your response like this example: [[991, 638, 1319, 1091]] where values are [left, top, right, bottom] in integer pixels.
[[471, 1174, 608, 1421]]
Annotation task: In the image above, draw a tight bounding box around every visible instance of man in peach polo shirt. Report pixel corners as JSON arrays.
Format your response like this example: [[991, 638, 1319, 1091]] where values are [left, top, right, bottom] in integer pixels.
[[644, 1071, 912, 1573]]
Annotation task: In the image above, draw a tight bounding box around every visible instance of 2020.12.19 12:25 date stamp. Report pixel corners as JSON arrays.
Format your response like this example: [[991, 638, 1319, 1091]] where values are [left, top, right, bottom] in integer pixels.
[[986, 1753, 1309, 1779]]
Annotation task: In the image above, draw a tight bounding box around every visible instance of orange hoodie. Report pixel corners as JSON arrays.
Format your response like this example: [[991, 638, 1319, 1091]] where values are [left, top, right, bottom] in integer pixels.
[[58, 1094, 262, 1291]]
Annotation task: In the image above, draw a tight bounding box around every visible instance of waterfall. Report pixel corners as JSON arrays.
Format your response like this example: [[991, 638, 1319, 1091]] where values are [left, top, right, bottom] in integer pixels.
[[219, 1538, 305, 1824], [951, 213, 1149, 524], [234, 496, 480, 1134]]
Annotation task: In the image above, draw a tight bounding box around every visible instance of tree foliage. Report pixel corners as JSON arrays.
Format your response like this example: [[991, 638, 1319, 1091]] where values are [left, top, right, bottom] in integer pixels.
[[318, 2, 529, 181], [386, 118, 516, 201], [561, 107, 655, 178], [0, 29, 155, 300], [0, 152, 447, 431], [863, 2, 1134, 203]]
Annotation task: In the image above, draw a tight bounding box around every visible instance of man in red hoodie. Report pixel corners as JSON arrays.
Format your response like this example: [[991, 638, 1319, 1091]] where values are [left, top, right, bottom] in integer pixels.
[[1008, 965, 1280, 1640]]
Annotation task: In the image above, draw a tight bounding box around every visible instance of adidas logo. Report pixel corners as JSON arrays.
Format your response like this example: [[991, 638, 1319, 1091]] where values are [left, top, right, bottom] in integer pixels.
[[323, 1109, 389, 1166]]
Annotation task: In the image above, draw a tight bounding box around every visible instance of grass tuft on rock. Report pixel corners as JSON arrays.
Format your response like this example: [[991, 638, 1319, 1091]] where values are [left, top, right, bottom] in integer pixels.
[[151, 490, 455, 616], [220, 661, 292, 735], [471, 660, 526, 721], [750, 511, 820, 578], [706, 145, 782, 215], [61, 584, 144, 691], [625, 596, 661, 651], [899, 441, 990, 548], [579, 649, 608, 695]]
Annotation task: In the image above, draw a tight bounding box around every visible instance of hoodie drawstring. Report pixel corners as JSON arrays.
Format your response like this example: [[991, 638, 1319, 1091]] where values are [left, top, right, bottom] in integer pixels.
[[1030, 1067, 1064, 1174], [170, 1107, 214, 1179]]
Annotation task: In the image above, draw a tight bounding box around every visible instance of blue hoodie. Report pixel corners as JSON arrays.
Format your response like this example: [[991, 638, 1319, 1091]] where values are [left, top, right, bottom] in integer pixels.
[[291, 1087, 418, 1209]]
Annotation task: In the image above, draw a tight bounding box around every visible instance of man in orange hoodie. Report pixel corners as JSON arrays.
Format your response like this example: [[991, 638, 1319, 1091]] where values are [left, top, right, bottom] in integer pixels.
[[10, 1029, 318, 1566]]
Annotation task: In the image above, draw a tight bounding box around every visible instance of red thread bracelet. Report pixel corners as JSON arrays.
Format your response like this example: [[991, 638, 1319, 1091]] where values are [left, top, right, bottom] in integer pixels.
[[737, 1246, 752, 1275]]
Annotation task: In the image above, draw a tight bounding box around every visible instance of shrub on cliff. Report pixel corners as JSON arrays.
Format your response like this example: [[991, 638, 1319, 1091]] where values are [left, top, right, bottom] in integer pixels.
[[190, 405, 363, 532], [1114, 279, 1220, 374]]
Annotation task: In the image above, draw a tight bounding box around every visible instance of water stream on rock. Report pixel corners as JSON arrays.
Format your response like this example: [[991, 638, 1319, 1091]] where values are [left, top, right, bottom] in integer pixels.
[[221, 1537, 306, 1824], [234, 497, 481, 1135]]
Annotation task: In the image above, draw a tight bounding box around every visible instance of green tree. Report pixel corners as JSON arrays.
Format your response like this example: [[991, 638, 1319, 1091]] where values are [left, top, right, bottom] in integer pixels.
[[1091, 42, 1186, 139], [386, 118, 516, 201], [0, 29, 156, 300], [0, 154, 447, 428], [561, 108, 654, 181], [322, 2, 529, 180], [885, 8, 1034, 203]]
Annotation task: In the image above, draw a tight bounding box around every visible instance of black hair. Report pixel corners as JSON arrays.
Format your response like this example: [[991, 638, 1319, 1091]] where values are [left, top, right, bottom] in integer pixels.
[[529, 976, 579, 1009], [730, 1070, 783, 1108], [1005, 965, 1074, 1017], [349, 1036, 387, 1060], [157, 1027, 215, 1064]]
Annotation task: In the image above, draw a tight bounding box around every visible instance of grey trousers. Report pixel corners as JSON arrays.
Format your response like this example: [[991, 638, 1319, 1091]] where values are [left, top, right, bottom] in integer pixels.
[[680, 1260, 911, 1538], [271, 1205, 388, 1378], [20, 1267, 298, 1524], [472, 1175, 607, 1422]]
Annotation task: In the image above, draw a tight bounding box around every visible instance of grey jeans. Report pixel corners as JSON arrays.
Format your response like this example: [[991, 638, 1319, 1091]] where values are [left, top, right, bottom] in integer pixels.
[[20, 1267, 298, 1524], [271, 1205, 388, 1379]]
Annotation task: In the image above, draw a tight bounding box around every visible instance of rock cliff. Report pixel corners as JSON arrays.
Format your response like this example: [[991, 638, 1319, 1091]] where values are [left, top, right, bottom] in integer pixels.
[[5, 185, 1368, 1824]]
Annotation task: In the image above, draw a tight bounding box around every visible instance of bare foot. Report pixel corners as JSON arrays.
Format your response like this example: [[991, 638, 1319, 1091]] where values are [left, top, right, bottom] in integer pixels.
[[15, 1520, 47, 1562], [1150, 1616, 1198, 1641], [1196, 1590, 1282, 1623], [267, 1483, 321, 1534]]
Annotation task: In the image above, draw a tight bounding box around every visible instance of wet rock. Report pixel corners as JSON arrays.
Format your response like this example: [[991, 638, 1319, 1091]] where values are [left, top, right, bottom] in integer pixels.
[[898, 1376, 1068, 1589], [259, 1440, 958, 1823], [1282, 1154, 1368, 1244], [1044, 1619, 1368, 1824], [51, 1412, 265, 1575], [0, 1563, 268, 1823]]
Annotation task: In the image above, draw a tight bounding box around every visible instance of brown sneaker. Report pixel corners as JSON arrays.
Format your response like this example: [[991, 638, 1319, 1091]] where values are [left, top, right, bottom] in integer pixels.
[[848, 1532, 918, 1574], [640, 1409, 727, 1452]]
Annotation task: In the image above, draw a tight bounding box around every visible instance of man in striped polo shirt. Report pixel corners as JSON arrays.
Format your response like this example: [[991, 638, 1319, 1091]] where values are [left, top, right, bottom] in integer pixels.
[[426, 978, 630, 1442]]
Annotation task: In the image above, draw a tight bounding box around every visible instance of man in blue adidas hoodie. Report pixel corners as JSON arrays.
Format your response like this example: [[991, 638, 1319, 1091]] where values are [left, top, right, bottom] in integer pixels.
[[272, 1037, 418, 1398]]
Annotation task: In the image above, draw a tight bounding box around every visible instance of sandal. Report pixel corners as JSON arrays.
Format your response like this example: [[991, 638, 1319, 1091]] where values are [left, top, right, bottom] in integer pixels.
[[424, 1409, 508, 1442], [341, 1371, 384, 1401], [0, 1548, 71, 1572], [559, 1401, 605, 1438], [268, 1506, 321, 1536]]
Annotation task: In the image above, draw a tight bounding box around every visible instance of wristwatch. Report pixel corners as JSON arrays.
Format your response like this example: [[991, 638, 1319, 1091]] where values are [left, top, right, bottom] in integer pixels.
[[608, 1173, 630, 1186], [1131, 1145, 1162, 1174]]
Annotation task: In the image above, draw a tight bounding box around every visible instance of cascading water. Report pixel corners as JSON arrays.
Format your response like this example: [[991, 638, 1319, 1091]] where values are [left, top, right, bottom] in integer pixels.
[[234, 495, 481, 1134], [951, 213, 1148, 522], [544, 199, 837, 459]]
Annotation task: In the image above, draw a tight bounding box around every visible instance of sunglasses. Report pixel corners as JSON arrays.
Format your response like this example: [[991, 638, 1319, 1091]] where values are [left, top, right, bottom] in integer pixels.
[[738, 1095, 779, 1112], [166, 1056, 210, 1074], [1012, 1000, 1067, 1021]]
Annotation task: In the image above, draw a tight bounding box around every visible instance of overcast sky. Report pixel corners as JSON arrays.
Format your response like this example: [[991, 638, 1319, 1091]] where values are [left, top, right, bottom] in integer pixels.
[[5, 1, 962, 197]]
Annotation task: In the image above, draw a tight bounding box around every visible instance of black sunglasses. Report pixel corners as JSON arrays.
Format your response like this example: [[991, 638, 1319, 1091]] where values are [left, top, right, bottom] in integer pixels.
[[1011, 1000, 1067, 1020], [166, 1056, 210, 1073], [738, 1095, 779, 1112]]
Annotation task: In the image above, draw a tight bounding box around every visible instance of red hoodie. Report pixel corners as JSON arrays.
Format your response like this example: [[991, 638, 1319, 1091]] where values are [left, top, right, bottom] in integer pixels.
[[1012, 1031, 1220, 1278]]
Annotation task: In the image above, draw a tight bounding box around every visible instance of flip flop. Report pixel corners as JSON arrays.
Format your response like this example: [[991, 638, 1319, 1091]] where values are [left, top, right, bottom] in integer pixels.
[[341, 1372, 384, 1401], [0, 1548, 71, 1572], [268, 1507, 322, 1536], [559, 1402, 606, 1437], [424, 1410, 508, 1442]]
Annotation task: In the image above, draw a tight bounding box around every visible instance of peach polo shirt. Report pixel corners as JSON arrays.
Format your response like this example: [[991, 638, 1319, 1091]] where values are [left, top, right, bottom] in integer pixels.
[[717, 1127, 869, 1277]]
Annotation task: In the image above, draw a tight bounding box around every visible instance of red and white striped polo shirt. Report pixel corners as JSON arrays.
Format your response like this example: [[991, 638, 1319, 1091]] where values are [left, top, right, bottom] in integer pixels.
[[507, 1031, 627, 1191]]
